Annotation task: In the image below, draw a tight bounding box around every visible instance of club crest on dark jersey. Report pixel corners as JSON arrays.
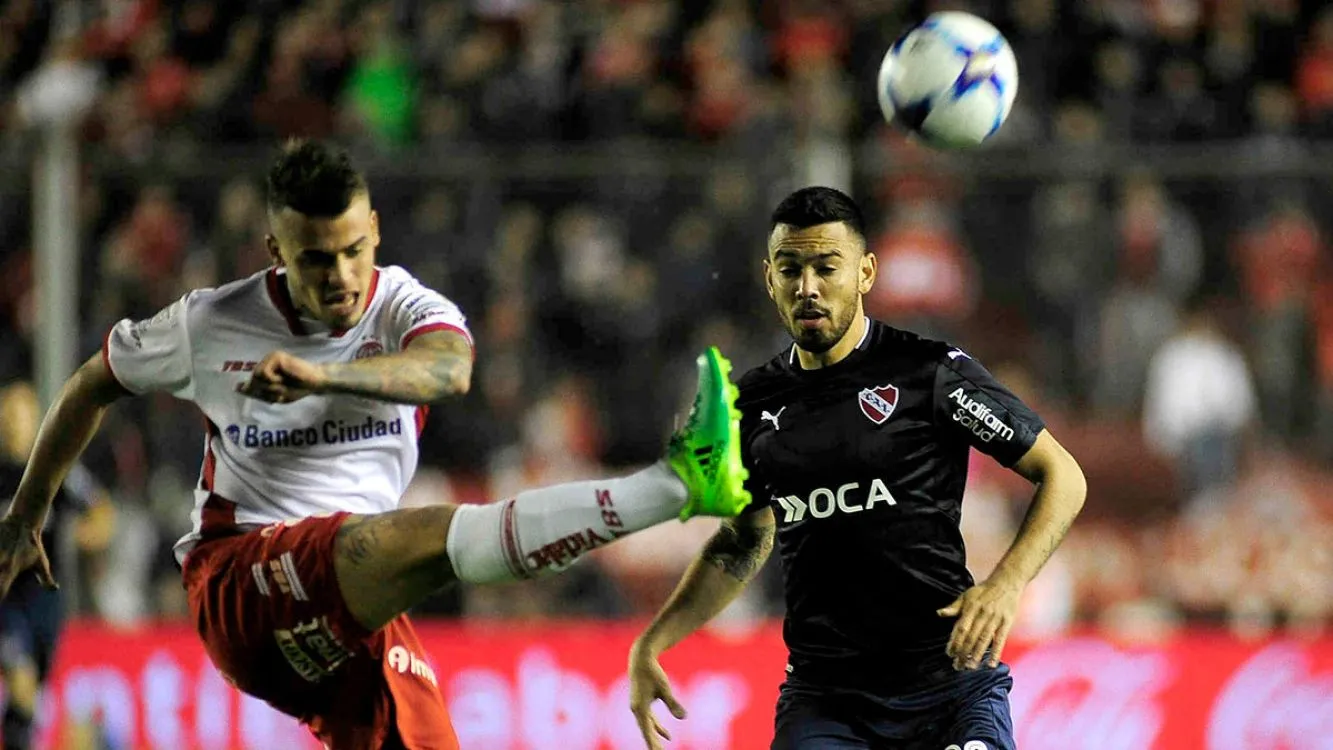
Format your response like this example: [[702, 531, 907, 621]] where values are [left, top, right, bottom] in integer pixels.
[[858, 383, 899, 425]]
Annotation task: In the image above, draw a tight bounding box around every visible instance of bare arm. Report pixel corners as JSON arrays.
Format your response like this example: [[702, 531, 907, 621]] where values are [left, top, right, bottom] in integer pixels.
[[628, 507, 776, 745], [8, 354, 126, 530], [240, 330, 474, 406], [320, 330, 472, 404], [939, 428, 1086, 670], [635, 507, 777, 657], [989, 429, 1086, 590]]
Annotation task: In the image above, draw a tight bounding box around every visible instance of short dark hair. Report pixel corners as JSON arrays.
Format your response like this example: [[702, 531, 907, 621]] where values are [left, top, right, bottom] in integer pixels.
[[770, 186, 866, 242], [266, 139, 368, 217]]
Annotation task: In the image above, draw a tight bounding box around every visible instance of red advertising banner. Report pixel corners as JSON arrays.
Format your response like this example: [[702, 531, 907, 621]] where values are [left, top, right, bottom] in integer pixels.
[[35, 621, 1333, 749]]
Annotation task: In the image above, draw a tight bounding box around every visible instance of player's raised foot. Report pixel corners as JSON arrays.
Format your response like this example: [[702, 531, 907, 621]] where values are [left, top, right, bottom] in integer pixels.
[[668, 347, 751, 521]]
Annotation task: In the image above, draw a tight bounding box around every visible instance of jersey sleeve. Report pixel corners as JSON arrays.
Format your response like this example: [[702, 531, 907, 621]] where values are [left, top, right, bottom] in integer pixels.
[[932, 349, 1044, 467], [102, 295, 194, 398], [737, 385, 773, 516], [387, 276, 474, 352]]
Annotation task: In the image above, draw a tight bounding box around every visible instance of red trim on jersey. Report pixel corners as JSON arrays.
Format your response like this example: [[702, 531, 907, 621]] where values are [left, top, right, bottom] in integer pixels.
[[199, 494, 238, 539], [100, 327, 131, 393], [500, 499, 528, 579], [266, 268, 307, 336], [365, 266, 381, 307], [330, 266, 380, 337], [201, 420, 219, 491], [415, 405, 429, 437], [401, 323, 474, 354]]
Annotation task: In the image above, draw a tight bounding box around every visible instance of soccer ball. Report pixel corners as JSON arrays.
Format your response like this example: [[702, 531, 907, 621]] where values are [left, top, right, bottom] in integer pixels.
[[876, 12, 1018, 148]]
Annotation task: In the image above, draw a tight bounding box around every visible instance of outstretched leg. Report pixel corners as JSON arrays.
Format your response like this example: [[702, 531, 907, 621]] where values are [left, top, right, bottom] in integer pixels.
[[333, 347, 751, 631]]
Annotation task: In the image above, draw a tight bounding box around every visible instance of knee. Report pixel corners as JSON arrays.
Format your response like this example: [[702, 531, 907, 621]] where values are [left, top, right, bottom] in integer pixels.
[[336, 506, 459, 571], [332, 506, 462, 631]]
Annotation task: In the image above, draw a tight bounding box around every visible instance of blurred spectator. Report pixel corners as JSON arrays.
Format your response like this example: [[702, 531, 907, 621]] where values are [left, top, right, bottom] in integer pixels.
[[1311, 275, 1333, 461], [1233, 84, 1308, 224], [864, 199, 977, 339], [1202, 5, 1256, 124], [1296, 5, 1333, 136], [189, 177, 268, 285], [1093, 170, 1202, 415], [343, 2, 416, 149], [1116, 170, 1202, 305], [1094, 281, 1177, 417], [1233, 202, 1324, 438], [127, 19, 191, 128], [1028, 180, 1115, 405], [1093, 41, 1142, 140], [1136, 58, 1222, 142], [99, 184, 191, 313], [1143, 297, 1258, 498], [251, 11, 342, 139]]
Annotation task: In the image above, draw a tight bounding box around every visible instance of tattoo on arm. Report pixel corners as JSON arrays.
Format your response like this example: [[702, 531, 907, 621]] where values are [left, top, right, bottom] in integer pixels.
[[337, 517, 381, 568], [702, 519, 776, 581], [323, 333, 472, 404]]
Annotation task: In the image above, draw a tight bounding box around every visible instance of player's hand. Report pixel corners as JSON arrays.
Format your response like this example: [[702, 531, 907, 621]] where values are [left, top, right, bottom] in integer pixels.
[[628, 643, 687, 749], [937, 579, 1022, 671], [0, 515, 57, 598], [237, 351, 328, 404]]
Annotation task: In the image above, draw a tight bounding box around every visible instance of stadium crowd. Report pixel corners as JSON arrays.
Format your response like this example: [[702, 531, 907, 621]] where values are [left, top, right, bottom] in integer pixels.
[[0, 0, 1331, 639]]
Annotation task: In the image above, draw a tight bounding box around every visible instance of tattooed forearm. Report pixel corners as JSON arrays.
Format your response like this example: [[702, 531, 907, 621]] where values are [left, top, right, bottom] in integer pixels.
[[635, 510, 776, 655], [702, 519, 776, 581], [322, 333, 472, 404], [336, 516, 381, 568]]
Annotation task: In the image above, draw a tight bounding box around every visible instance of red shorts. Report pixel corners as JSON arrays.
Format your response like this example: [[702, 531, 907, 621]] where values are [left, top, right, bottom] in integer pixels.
[[182, 512, 459, 750]]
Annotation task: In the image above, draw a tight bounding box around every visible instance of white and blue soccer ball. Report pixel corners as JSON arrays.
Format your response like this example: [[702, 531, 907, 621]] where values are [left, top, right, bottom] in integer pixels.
[[876, 12, 1019, 149]]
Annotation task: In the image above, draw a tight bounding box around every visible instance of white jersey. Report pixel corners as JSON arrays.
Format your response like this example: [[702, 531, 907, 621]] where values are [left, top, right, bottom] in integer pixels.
[[101, 265, 472, 563]]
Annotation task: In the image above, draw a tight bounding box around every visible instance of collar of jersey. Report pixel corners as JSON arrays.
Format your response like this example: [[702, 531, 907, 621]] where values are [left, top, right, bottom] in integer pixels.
[[265, 266, 381, 338], [785, 316, 874, 376]]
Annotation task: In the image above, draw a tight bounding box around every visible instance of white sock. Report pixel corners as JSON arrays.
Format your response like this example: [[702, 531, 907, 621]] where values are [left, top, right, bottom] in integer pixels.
[[444, 461, 688, 584]]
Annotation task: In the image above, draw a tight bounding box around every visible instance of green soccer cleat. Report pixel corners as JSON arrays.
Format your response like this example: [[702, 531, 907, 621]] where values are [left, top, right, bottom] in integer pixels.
[[668, 347, 752, 521]]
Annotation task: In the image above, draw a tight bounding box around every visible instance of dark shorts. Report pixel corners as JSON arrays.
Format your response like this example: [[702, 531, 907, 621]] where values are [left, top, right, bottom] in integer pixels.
[[0, 579, 63, 683], [182, 512, 459, 750], [773, 665, 1015, 750], [0, 579, 65, 749]]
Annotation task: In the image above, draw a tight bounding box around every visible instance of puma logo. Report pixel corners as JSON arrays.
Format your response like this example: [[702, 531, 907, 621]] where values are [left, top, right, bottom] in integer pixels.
[[761, 407, 787, 431]]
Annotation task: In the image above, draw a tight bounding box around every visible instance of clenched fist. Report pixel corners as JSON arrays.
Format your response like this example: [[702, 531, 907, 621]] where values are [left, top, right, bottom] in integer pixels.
[[237, 351, 328, 404]]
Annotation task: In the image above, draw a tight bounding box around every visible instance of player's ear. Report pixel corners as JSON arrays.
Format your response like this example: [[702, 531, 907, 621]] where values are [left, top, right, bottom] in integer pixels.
[[858, 251, 877, 294], [763, 259, 776, 300], [369, 209, 381, 248], [265, 234, 284, 268]]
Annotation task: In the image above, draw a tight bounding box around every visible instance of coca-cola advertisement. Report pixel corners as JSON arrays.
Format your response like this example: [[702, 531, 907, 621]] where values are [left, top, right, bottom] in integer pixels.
[[33, 621, 1333, 749]]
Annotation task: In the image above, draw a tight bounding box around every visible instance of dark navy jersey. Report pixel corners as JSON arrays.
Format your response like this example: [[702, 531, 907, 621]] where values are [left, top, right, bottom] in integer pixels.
[[737, 318, 1044, 689]]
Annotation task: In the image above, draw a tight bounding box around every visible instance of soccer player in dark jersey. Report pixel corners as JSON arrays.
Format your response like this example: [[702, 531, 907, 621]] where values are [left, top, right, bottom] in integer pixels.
[[627, 187, 1087, 750]]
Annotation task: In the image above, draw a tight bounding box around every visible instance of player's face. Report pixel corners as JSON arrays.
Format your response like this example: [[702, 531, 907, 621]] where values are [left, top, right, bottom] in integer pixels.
[[267, 194, 380, 329], [765, 222, 876, 354]]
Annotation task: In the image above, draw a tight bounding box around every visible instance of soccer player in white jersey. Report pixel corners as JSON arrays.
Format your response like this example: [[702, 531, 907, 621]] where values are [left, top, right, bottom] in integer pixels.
[[0, 141, 751, 749]]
